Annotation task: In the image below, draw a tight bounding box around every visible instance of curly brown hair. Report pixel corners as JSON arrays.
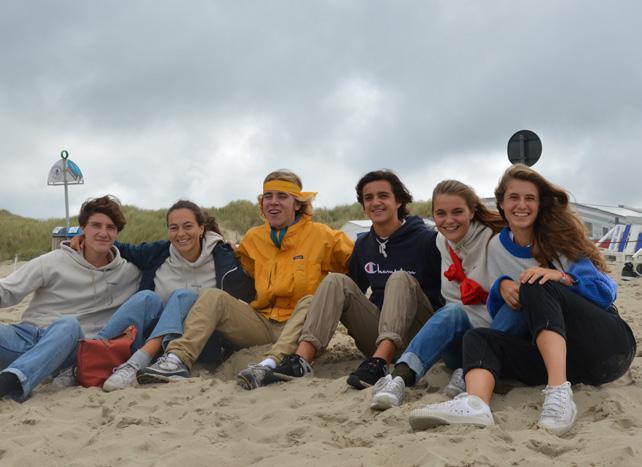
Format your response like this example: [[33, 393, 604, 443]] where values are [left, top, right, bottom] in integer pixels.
[[432, 180, 505, 234], [495, 164, 608, 272]]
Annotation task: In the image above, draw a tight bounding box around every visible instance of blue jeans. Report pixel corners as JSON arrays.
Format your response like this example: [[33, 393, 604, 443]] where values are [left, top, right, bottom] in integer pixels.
[[0, 316, 83, 401], [396, 303, 528, 381], [97, 289, 198, 351]]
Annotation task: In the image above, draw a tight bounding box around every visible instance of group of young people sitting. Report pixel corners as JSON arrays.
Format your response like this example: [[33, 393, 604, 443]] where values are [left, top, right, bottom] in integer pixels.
[[0, 165, 636, 437]]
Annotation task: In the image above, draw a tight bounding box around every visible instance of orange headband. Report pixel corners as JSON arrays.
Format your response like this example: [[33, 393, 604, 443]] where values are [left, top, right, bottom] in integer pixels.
[[263, 180, 317, 201]]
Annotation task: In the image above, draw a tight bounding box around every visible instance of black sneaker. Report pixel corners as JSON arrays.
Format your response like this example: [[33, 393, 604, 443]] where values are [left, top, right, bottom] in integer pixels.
[[347, 357, 388, 390], [621, 262, 641, 281], [272, 354, 314, 381]]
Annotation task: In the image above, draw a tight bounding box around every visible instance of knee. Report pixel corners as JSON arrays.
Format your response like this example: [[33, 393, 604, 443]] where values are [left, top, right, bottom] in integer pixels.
[[197, 288, 232, 307], [324, 272, 350, 287], [518, 281, 559, 304], [131, 290, 163, 308], [383, 270, 414, 290], [51, 316, 82, 340], [434, 304, 468, 326], [168, 288, 198, 302]]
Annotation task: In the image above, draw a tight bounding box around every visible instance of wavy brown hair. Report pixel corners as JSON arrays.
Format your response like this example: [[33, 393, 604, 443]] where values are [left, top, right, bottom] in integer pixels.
[[495, 164, 608, 272], [432, 180, 505, 234]]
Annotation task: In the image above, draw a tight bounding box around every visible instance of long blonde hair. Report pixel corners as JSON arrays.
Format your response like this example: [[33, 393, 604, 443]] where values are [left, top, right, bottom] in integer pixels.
[[495, 164, 608, 272], [432, 180, 505, 234]]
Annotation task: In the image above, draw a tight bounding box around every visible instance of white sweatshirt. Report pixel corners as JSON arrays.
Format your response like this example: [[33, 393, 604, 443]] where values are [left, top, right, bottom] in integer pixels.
[[153, 231, 221, 302], [435, 221, 494, 328], [0, 243, 141, 336]]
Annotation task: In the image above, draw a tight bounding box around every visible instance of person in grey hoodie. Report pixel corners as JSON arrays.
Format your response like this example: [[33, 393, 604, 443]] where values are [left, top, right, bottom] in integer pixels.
[[0, 195, 140, 401], [86, 200, 254, 392]]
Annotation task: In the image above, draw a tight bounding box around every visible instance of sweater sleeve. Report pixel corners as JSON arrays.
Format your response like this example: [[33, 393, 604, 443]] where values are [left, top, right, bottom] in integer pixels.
[[0, 257, 46, 307], [424, 231, 445, 309], [236, 240, 255, 278], [566, 258, 617, 309], [487, 275, 512, 318], [115, 241, 166, 269], [328, 230, 354, 274], [348, 235, 369, 293]]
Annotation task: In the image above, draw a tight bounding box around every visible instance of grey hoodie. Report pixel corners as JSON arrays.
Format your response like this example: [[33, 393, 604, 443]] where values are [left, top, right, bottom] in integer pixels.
[[0, 243, 141, 336], [436, 221, 494, 328], [153, 231, 222, 302]]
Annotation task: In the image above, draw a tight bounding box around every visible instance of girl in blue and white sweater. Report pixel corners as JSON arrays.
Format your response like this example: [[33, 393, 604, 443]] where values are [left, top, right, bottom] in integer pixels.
[[409, 165, 636, 436]]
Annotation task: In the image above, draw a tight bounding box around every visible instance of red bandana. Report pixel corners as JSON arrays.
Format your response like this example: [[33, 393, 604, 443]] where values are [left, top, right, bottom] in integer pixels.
[[443, 246, 488, 305]]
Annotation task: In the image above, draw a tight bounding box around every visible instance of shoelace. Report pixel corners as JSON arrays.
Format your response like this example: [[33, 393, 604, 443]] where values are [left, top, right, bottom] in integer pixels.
[[541, 386, 569, 417]]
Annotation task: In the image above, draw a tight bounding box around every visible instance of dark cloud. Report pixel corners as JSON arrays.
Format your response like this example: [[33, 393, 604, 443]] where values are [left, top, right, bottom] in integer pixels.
[[1, 1, 641, 218]]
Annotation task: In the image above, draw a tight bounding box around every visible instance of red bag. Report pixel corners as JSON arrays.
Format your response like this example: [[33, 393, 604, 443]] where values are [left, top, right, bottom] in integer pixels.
[[76, 325, 137, 388]]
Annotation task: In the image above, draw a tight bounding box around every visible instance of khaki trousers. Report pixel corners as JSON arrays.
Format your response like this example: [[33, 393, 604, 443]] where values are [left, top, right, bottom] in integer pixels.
[[166, 288, 310, 368], [298, 271, 434, 358]]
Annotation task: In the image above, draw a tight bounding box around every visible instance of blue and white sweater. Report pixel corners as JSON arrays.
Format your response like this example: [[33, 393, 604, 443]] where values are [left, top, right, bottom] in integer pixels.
[[487, 227, 616, 317]]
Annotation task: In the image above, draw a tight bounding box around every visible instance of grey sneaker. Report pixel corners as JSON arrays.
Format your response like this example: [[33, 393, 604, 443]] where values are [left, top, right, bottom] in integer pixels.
[[409, 393, 494, 430], [103, 362, 139, 392], [53, 366, 77, 388], [538, 381, 577, 436], [371, 374, 405, 411], [136, 353, 190, 385], [443, 368, 466, 398], [237, 364, 280, 390]]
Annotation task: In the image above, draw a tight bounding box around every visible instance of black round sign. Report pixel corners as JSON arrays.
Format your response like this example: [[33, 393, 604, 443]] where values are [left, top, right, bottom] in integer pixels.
[[507, 130, 542, 167]]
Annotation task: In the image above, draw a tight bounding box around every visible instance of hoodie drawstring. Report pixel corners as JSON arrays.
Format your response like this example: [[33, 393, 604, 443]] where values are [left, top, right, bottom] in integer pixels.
[[376, 238, 389, 258]]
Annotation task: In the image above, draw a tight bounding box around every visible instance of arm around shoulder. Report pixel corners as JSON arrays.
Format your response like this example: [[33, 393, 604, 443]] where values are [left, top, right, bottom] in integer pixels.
[[567, 258, 617, 309]]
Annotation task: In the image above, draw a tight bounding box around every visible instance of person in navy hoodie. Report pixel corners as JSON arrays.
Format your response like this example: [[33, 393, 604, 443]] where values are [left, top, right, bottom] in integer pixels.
[[237, 170, 443, 390], [71, 200, 254, 391], [408, 164, 636, 436]]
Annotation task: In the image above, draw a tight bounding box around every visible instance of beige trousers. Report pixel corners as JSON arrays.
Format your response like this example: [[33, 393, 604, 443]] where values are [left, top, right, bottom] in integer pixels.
[[166, 288, 310, 368], [297, 271, 434, 358]]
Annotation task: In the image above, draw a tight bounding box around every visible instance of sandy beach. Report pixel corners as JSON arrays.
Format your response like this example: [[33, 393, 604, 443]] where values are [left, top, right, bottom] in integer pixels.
[[0, 260, 640, 467]]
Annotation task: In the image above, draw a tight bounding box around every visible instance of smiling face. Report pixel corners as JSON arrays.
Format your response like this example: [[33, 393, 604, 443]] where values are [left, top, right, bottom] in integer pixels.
[[361, 180, 402, 232], [82, 213, 119, 258], [432, 193, 474, 243], [500, 178, 540, 238], [262, 190, 298, 229], [167, 208, 205, 261]]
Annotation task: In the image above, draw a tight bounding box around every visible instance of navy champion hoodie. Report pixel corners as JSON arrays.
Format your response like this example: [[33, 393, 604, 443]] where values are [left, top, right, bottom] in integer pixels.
[[348, 215, 444, 311]]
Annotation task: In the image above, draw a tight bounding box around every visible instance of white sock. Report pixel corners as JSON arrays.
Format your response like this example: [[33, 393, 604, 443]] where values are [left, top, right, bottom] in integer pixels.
[[259, 358, 277, 369], [128, 349, 153, 369]]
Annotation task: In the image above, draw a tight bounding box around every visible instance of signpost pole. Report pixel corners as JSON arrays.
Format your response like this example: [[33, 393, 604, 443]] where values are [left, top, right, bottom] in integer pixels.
[[62, 151, 70, 228]]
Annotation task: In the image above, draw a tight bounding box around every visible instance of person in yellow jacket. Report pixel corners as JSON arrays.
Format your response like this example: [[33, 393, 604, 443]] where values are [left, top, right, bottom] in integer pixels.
[[137, 169, 354, 383]]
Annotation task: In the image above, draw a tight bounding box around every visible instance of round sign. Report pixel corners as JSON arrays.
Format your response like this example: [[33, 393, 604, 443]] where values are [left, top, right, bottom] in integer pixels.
[[507, 130, 542, 167]]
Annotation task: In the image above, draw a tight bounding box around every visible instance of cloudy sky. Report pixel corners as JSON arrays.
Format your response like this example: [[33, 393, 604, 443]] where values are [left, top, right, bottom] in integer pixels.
[[2, 1, 641, 219]]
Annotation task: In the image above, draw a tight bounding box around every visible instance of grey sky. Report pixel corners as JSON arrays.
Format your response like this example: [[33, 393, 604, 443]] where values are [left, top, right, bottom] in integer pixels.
[[2, 1, 641, 219]]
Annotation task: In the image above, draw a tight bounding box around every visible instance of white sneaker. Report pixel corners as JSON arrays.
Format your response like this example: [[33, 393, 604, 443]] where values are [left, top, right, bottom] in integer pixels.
[[53, 367, 77, 388], [443, 368, 466, 398], [409, 393, 494, 430], [538, 381, 577, 435], [371, 375, 405, 410], [103, 363, 139, 392]]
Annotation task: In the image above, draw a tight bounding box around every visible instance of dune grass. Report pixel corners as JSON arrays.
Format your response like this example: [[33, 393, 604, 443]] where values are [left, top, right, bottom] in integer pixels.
[[0, 199, 432, 261]]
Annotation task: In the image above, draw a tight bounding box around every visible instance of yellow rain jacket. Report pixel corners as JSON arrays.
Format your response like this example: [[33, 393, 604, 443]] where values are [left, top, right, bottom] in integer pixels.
[[237, 215, 353, 322]]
